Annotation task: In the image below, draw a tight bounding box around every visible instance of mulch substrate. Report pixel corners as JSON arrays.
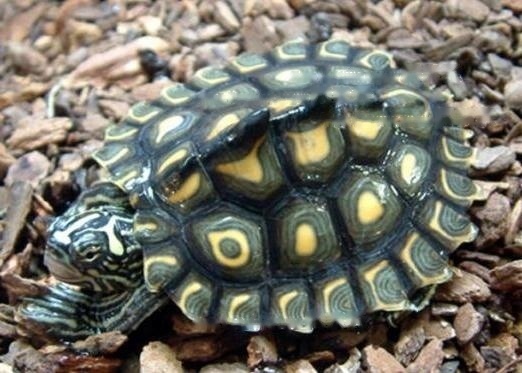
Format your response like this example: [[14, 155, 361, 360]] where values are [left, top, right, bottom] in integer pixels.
[[0, 0, 521, 372]]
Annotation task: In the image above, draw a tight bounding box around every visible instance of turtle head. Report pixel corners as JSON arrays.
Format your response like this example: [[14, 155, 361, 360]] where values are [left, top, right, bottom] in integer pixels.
[[45, 205, 143, 293]]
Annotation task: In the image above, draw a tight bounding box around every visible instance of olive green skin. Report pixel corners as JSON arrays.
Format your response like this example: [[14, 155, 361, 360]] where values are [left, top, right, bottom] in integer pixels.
[[87, 40, 480, 331]]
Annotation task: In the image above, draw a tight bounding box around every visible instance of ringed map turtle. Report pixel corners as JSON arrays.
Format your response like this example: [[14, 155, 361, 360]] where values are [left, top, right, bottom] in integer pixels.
[[18, 39, 484, 340]]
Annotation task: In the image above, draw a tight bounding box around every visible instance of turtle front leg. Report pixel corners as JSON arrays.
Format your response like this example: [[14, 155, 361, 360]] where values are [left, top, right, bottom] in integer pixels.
[[17, 282, 167, 341]]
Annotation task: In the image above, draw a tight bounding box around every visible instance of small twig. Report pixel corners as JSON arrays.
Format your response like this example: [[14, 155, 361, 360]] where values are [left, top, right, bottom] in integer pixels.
[[496, 356, 522, 373], [46, 81, 63, 119]]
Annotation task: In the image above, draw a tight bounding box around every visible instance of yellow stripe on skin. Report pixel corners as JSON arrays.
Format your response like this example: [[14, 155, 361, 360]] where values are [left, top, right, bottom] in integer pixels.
[[400, 233, 451, 286], [228, 294, 251, 322], [287, 121, 331, 165], [428, 201, 477, 249], [278, 290, 299, 321], [322, 277, 347, 315], [362, 260, 407, 311], [347, 117, 384, 140], [295, 223, 317, 256], [206, 113, 241, 140], [155, 115, 185, 144], [400, 153, 418, 185], [357, 191, 384, 224], [207, 229, 251, 268], [216, 137, 265, 183], [167, 172, 201, 204], [157, 148, 188, 174], [178, 282, 203, 314]]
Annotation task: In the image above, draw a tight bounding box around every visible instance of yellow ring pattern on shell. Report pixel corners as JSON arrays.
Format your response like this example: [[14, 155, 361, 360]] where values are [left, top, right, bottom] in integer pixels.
[[208, 229, 251, 268]]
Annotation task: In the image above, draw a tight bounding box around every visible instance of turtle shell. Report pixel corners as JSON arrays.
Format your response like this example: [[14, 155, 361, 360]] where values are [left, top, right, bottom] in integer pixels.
[[93, 40, 481, 331]]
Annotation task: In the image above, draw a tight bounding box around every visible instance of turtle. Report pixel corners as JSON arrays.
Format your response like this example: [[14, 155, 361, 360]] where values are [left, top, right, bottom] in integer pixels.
[[18, 39, 484, 340]]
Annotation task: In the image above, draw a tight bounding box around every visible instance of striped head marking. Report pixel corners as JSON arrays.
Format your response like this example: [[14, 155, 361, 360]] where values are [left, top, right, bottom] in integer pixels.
[[45, 206, 142, 293]]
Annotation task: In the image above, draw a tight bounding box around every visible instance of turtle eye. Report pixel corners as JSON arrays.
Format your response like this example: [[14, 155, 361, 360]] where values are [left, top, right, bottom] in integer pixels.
[[80, 245, 102, 262]]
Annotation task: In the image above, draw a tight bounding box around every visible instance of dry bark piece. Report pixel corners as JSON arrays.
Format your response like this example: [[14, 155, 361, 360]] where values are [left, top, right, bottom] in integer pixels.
[[7, 117, 73, 151], [0, 143, 15, 178], [45, 353, 122, 373], [460, 343, 485, 372], [473, 146, 516, 174], [5, 43, 48, 76], [171, 313, 219, 336], [502, 0, 522, 13], [505, 78, 522, 110], [140, 341, 183, 373], [200, 363, 249, 373], [406, 338, 444, 373], [0, 3, 48, 42], [0, 304, 18, 339], [285, 359, 317, 373], [0, 182, 32, 266], [424, 318, 456, 341], [490, 260, 522, 292], [71, 331, 127, 355], [0, 79, 49, 111], [5, 151, 51, 188], [454, 303, 486, 344], [213, 1, 240, 32], [65, 36, 170, 88], [394, 323, 426, 366], [444, 0, 490, 22], [363, 345, 405, 373], [448, 97, 490, 129], [2, 340, 54, 373], [172, 335, 232, 363], [431, 302, 459, 317], [324, 348, 361, 373], [241, 16, 280, 53], [434, 269, 491, 303], [246, 335, 278, 368]]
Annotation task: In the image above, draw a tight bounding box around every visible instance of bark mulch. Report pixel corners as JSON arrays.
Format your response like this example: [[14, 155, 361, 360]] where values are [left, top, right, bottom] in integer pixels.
[[0, 0, 521, 372]]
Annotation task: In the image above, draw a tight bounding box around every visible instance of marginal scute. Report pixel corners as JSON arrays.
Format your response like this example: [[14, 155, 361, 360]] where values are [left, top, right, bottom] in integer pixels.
[[396, 232, 451, 288], [160, 84, 197, 106], [273, 40, 307, 61], [228, 52, 269, 74], [191, 66, 231, 88], [436, 168, 478, 206], [271, 283, 312, 331], [219, 288, 261, 326], [93, 143, 133, 169], [443, 126, 474, 141], [314, 276, 359, 326], [143, 241, 185, 292], [170, 273, 212, 322], [189, 209, 265, 280], [270, 196, 341, 270], [205, 109, 253, 141], [354, 50, 396, 70], [418, 199, 478, 251], [437, 136, 476, 170], [316, 39, 351, 60], [126, 102, 162, 124], [338, 174, 402, 244], [104, 124, 139, 142], [359, 260, 410, 311], [386, 143, 431, 197]]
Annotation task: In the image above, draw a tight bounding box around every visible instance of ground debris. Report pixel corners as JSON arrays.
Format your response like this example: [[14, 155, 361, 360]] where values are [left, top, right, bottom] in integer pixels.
[[140, 341, 183, 373]]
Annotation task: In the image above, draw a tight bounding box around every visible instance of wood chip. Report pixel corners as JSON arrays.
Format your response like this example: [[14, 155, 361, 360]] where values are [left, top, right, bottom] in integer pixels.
[[7, 117, 72, 151], [5, 151, 51, 188], [435, 269, 491, 303], [490, 260, 522, 292], [140, 341, 183, 373], [247, 335, 278, 368], [406, 339, 444, 373], [362, 346, 405, 373], [454, 303, 486, 344]]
